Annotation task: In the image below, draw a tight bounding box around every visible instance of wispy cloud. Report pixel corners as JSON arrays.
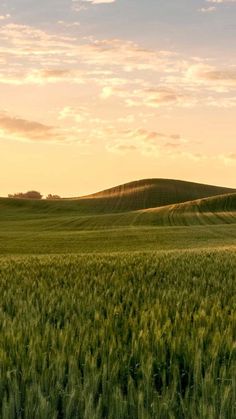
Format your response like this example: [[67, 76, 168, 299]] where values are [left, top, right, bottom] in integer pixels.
[[0, 110, 90, 145], [185, 63, 236, 89], [72, 0, 116, 12], [0, 11, 235, 176], [199, 7, 216, 13], [1, 21, 235, 111], [0, 14, 11, 20], [207, 0, 236, 3], [82, 0, 116, 3], [0, 111, 56, 142], [104, 127, 188, 155]]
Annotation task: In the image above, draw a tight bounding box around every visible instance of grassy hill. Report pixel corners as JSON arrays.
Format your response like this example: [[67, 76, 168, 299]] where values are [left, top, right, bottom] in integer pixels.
[[1, 179, 235, 220], [0, 180, 235, 255], [19, 192, 234, 231], [1, 181, 235, 417], [81, 178, 236, 212], [134, 192, 236, 226]]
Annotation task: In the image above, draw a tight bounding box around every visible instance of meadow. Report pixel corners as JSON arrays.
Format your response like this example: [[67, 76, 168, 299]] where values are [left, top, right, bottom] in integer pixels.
[[0, 179, 236, 418], [0, 179, 235, 255], [0, 251, 235, 418]]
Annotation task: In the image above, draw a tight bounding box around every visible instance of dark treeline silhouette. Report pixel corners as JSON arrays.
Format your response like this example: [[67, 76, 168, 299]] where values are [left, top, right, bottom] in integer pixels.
[[8, 191, 43, 200], [8, 192, 62, 200], [46, 194, 61, 200]]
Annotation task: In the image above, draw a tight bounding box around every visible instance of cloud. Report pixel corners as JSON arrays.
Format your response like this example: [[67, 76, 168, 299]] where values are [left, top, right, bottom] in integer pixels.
[[57, 20, 80, 28], [219, 153, 236, 166], [186, 64, 236, 89], [0, 23, 198, 109], [127, 87, 193, 109], [56, 106, 190, 155], [73, 0, 115, 5], [99, 82, 195, 109], [82, 0, 116, 3], [0, 111, 56, 142], [207, 0, 236, 3], [0, 68, 86, 86], [28, 69, 85, 85], [0, 19, 236, 166], [0, 23, 176, 86], [0, 111, 90, 145], [72, 0, 115, 11], [105, 128, 188, 156], [199, 1, 236, 24], [1, 108, 234, 169], [0, 14, 10, 20], [0, 21, 235, 117], [105, 127, 236, 165], [58, 106, 90, 123], [199, 7, 216, 12]]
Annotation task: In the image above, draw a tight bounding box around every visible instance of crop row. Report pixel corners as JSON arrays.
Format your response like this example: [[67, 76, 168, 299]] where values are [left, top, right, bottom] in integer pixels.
[[0, 250, 235, 418]]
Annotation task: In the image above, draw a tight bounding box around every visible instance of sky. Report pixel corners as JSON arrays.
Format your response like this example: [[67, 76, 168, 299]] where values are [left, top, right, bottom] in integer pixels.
[[0, 0, 235, 197]]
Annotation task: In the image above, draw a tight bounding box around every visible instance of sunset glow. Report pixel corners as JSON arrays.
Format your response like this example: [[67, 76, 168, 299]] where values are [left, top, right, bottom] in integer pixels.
[[0, 0, 235, 196]]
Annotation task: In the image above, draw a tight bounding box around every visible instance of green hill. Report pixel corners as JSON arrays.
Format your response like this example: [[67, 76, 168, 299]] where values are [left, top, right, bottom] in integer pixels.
[[0, 180, 235, 232], [134, 192, 236, 227], [0, 181, 236, 255], [1, 179, 235, 220], [40, 192, 236, 230], [81, 178, 236, 212]]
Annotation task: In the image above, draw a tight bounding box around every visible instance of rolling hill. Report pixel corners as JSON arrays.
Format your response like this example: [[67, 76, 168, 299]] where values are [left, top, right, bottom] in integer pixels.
[[0, 179, 236, 254], [80, 178, 236, 212], [134, 192, 236, 226], [30, 192, 235, 230], [1, 179, 235, 219]]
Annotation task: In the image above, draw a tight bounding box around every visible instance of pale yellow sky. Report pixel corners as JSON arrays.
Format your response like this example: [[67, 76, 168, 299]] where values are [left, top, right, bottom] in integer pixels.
[[0, 0, 235, 196]]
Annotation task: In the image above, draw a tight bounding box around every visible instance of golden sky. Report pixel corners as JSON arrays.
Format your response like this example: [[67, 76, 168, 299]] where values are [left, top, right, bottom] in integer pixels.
[[0, 0, 235, 196]]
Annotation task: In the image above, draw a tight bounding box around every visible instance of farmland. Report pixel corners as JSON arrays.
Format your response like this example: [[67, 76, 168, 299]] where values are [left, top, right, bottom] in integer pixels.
[[0, 251, 235, 418], [0, 179, 236, 418], [0, 179, 236, 255]]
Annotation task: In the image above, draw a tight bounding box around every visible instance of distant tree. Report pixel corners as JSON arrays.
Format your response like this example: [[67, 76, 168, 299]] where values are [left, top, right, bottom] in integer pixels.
[[8, 193, 24, 199], [24, 191, 43, 199], [46, 194, 61, 200], [8, 191, 43, 200]]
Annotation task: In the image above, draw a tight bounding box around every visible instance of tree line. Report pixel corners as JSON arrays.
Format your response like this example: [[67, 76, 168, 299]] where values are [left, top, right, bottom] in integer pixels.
[[8, 191, 61, 200]]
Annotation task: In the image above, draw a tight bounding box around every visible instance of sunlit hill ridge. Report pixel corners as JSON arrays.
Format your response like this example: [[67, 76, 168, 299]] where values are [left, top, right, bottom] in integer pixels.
[[0, 179, 236, 229]]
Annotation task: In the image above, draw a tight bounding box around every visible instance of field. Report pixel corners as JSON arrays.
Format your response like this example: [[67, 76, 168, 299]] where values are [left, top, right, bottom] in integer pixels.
[[0, 179, 235, 256], [0, 179, 236, 418], [0, 251, 235, 418]]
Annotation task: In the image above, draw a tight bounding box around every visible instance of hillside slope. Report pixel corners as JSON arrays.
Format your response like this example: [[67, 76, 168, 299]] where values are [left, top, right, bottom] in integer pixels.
[[81, 178, 236, 212], [67, 192, 236, 229], [51, 192, 236, 230], [0, 192, 235, 231], [135, 192, 236, 226], [1, 179, 235, 219]]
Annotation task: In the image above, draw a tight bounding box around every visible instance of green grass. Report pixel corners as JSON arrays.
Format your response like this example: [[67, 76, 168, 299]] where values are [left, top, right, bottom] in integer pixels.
[[1, 179, 236, 417], [83, 178, 236, 212], [0, 225, 235, 256], [0, 251, 235, 418], [0, 180, 235, 235], [1, 179, 235, 217], [0, 187, 235, 256]]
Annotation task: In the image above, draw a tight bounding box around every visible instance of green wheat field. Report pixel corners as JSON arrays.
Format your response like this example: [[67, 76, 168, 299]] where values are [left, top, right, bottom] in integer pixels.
[[0, 179, 236, 418]]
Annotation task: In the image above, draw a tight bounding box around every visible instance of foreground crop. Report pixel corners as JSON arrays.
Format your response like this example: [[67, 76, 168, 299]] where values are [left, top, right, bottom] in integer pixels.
[[0, 251, 235, 418]]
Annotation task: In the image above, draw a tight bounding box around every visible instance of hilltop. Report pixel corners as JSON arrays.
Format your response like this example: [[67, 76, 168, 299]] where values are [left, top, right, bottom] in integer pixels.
[[1, 179, 235, 218], [81, 178, 235, 212], [37, 192, 236, 229], [134, 192, 236, 227], [0, 179, 236, 254]]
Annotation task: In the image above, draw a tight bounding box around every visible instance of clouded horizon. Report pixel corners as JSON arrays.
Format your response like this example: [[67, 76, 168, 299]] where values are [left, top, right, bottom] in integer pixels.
[[0, 0, 235, 197]]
